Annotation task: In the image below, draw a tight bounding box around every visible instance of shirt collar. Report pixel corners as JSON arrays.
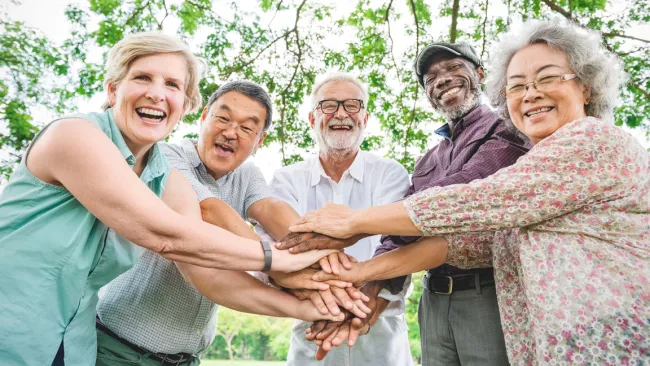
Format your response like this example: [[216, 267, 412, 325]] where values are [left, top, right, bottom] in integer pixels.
[[434, 104, 490, 141], [180, 138, 204, 168], [309, 151, 365, 187], [105, 108, 169, 185]]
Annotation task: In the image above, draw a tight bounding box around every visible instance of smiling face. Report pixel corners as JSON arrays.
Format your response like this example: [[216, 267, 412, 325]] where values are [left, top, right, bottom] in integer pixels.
[[108, 52, 187, 152], [506, 43, 589, 144], [309, 80, 368, 156], [197, 91, 267, 180], [423, 54, 485, 120]]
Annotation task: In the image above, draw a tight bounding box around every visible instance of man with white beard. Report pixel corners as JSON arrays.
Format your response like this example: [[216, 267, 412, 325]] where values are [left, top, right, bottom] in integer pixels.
[[258, 72, 414, 366]]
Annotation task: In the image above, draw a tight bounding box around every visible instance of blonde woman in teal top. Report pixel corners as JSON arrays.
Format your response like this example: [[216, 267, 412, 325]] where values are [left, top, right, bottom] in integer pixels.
[[0, 32, 339, 365]]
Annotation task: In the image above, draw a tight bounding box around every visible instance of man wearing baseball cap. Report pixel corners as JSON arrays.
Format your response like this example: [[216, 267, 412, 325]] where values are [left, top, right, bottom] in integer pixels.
[[366, 42, 530, 365]]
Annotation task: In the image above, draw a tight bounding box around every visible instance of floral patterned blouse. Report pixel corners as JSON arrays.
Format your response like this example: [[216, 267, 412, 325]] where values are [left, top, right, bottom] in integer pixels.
[[404, 117, 650, 365]]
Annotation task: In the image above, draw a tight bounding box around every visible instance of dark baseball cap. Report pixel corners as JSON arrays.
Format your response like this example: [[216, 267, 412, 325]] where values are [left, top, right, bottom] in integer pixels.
[[414, 41, 483, 87]]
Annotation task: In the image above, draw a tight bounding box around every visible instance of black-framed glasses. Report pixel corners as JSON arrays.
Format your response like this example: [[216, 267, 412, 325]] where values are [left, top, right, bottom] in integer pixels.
[[504, 73, 577, 99], [316, 99, 364, 114]]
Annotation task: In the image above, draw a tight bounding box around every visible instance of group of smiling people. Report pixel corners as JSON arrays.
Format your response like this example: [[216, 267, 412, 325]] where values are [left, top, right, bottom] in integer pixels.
[[0, 16, 648, 366]]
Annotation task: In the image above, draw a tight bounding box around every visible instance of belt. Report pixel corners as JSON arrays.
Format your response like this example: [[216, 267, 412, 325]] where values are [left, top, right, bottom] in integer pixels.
[[96, 318, 196, 365], [423, 268, 495, 295]]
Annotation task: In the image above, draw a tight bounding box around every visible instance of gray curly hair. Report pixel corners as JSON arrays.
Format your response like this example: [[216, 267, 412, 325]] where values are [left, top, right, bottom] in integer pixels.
[[486, 18, 626, 128]]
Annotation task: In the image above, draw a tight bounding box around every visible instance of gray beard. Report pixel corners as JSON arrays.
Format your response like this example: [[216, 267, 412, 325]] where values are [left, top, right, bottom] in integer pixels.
[[437, 86, 481, 122]]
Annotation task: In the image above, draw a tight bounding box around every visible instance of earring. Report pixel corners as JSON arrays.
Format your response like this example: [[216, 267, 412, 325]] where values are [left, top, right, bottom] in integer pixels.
[[584, 98, 590, 105]]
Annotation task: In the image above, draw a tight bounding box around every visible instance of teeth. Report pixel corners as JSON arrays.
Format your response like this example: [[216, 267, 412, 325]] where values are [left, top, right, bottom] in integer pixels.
[[526, 107, 552, 116], [137, 107, 165, 117], [330, 125, 352, 130], [440, 87, 461, 99]]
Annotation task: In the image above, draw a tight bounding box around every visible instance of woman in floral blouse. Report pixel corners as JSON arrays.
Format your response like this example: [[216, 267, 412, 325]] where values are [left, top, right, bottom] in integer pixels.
[[290, 19, 650, 364]]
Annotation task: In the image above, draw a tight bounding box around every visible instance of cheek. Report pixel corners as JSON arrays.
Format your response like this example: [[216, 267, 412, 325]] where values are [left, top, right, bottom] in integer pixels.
[[506, 99, 522, 123]]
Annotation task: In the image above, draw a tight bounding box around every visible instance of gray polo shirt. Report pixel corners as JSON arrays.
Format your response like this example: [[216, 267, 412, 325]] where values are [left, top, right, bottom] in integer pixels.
[[97, 138, 271, 355]]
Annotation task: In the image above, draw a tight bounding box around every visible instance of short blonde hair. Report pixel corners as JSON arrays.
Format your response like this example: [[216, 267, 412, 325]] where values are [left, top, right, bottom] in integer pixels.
[[102, 31, 204, 114]]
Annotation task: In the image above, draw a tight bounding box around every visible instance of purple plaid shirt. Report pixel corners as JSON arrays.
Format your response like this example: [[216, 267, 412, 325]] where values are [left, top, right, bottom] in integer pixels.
[[375, 104, 530, 294]]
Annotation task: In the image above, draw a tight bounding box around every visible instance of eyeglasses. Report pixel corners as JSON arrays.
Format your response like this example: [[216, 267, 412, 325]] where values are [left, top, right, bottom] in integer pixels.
[[504, 74, 577, 99], [209, 114, 261, 140], [316, 99, 364, 114]]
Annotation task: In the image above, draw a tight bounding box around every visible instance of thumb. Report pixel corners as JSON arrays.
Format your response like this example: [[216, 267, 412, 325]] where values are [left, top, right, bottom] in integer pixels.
[[312, 270, 341, 282]]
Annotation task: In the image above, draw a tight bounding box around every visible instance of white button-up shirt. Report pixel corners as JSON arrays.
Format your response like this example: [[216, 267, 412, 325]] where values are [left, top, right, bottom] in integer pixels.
[[259, 150, 412, 315]]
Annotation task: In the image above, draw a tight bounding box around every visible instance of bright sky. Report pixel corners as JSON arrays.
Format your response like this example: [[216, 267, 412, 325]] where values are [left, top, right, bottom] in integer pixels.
[[5, 0, 650, 183]]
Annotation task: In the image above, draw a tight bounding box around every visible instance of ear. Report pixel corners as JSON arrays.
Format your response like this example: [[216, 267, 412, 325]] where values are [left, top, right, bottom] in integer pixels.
[[255, 132, 268, 151], [107, 82, 118, 107], [476, 66, 486, 84], [362, 110, 369, 128], [308, 111, 316, 129], [200, 106, 209, 124], [582, 84, 592, 105]]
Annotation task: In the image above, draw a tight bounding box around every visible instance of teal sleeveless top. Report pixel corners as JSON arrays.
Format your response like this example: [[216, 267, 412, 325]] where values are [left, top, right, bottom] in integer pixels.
[[0, 109, 171, 365]]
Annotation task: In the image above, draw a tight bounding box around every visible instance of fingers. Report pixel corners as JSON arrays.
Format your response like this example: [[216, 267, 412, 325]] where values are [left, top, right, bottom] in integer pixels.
[[345, 286, 370, 302], [317, 289, 341, 316], [311, 269, 344, 283], [289, 221, 314, 233], [305, 290, 328, 315], [315, 345, 329, 361], [306, 320, 328, 341], [319, 256, 332, 274], [337, 252, 353, 270], [348, 317, 369, 347], [315, 321, 341, 341], [330, 322, 351, 347], [346, 253, 358, 263], [327, 252, 341, 275], [275, 232, 316, 251], [331, 287, 369, 318]]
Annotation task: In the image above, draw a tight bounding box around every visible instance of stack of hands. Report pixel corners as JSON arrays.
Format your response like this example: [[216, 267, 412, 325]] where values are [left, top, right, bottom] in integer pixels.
[[269, 230, 386, 361]]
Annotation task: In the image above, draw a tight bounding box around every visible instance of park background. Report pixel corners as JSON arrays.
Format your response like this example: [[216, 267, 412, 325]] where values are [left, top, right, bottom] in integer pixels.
[[2, 0, 649, 364]]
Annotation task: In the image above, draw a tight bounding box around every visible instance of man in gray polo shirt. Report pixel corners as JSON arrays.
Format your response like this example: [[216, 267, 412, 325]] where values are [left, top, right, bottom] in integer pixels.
[[95, 81, 354, 365]]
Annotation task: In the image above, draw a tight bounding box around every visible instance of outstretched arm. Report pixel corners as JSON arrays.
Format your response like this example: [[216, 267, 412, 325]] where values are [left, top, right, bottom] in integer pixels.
[[28, 118, 334, 272]]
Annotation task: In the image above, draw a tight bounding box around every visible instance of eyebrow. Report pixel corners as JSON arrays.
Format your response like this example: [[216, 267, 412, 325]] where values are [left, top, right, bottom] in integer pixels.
[[216, 104, 262, 125], [508, 64, 563, 79], [130, 69, 186, 87]]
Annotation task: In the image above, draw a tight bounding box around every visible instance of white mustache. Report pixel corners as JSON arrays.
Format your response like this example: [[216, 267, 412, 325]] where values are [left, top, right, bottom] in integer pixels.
[[327, 118, 355, 128]]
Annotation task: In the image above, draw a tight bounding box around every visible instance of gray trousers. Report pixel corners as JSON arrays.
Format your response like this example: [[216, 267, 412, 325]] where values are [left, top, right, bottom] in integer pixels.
[[419, 284, 509, 366]]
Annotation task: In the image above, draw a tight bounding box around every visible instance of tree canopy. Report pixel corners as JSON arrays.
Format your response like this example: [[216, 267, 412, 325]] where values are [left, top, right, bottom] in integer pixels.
[[2, 0, 648, 179]]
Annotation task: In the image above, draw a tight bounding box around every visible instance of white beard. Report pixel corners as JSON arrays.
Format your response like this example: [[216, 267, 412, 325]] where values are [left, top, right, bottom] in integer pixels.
[[314, 117, 365, 156]]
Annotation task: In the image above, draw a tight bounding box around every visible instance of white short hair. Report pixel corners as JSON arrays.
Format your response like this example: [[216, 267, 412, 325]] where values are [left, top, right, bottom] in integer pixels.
[[310, 72, 369, 109]]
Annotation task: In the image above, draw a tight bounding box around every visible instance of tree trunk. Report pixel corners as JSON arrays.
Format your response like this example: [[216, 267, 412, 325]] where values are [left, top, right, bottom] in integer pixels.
[[450, 0, 460, 42], [226, 337, 234, 360]]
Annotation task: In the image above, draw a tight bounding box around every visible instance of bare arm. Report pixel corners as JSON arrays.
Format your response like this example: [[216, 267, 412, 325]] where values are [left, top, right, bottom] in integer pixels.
[[28, 119, 332, 272], [200, 198, 260, 240], [312, 236, 449, 286], [248, 197, 300, 241]]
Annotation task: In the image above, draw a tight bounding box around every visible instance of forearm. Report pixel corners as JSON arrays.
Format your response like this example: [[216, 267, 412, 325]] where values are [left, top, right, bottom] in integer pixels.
[[252, 198, 301, 241], [177, 263, 303, 318], [350, 202, 421, 237], [200, 198, 259, 240], [359, 236, 448, 283]]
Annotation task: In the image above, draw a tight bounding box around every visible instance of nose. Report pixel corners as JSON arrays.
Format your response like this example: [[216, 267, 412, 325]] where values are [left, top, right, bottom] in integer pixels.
[[146, 80, 165, 103], [334, 103, 348, 120], [221, 122, 238, 139], [522, 83, 542, 103], [434, 75, 452, 90]]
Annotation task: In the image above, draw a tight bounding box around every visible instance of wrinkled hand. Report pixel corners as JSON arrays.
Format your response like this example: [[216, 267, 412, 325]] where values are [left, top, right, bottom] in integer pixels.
[[311, 259, 368, 288], [271, 245, 339, 273], [318, 252, 356, 275], [269, 267, 351, 291], [289, 203, 359, 239], [295, 299, 346, 323], [286, 286, 371, 318], [276, 232, 356, 254], [306, 282, 388, 360]]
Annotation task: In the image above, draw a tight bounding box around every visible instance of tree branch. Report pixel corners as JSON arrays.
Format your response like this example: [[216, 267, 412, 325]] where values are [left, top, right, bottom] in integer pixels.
[[383, 0, 402, 85], [540, 0, 573, 21], [450, 0, 460, 42], [602, 32, 650, 44], [408, 0, 420, 56], [481, 0, 489, 59]]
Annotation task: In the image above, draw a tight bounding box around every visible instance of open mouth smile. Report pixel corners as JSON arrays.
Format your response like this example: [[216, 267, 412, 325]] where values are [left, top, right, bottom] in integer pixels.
[[136, 107, 167, 123], [524, 106, 554, 117], [214, 142, 235, 155], [329, 125, 353, 131]]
